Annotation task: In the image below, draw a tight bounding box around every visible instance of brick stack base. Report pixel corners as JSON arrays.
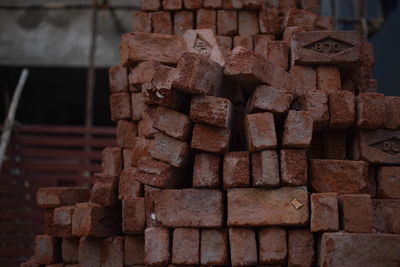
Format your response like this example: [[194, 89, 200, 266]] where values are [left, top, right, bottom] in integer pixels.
[[22, 1, 400, 267]]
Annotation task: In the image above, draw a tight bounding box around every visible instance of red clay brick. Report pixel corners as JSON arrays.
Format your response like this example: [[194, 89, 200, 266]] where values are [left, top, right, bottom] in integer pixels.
[[197, 9, 217, 32], [130, 92, 145, 121], [152, 12, 173, 34], [190, 95, 234, 128], [174, 11, 194, 36], [238, 10, 259, 35], [34, 235, 61, 265], [79, 237, 101, 267], [289, 65, 316, 96], [116, 120, 137, 148], [204, 0, 222, 8], [120, 32, 186, 66], [173, 52, 223, 95], [228, 187, 309, 226], [310, 193, 339, 232], [372, 199, 400, 233], [223, 151, 250, 189], [229, 228, 257, 266], [310, 160, 368, 194], [144, 227, 170, 265], [303, 90, 329, 131], [37, 187, 90, 208], [280, 149, 307, 186], [62, 237, 79, 263], [154, 107, 191, 141], [245, 112, 277, 152], [287, 229, 315, 267], [72, 202, 121, 237], [233, 35, 253, 50], [172, 228, 200, 264], [102, 146, 122, 176], [101, 236, 124, 267], [265, 41, 289, 70], [143, 82, 189, 112], [149, 132, 190, 168], [44, 208, 55, 235], [327, 90, 355, 130], [193, 152, 221, 188], [122, 197, 146, 234], [385, 96, 400, 129], [131, 137, 152, 167], [279, 0, 297, 15], [163, 0, 182, 10], [242, 0, 263, 9], [138, 106, 159, 138], [141, 0, 161, 11], [110, 92, 131, 121], [248, 85, 292, 116], [124, 235, 144, 265], [109, 65, 128, 93], [282, 25, 305, 42], [216, 35, 232, 58], [251, 150, 280, 188], [54, 205, 74, 237], [184, 0, 203, 9], [253, 34, 275, 56], [339, 194, 373, 233], [259, 8, 280, 34], [200, 229, 228, 265], [315, 15, 335, 30], [356, 92, 386, 129], [129, 60, 172, 90], [223, 0, 243, 9], [377, 166, 400, 199], [284, 8, 318, 30], [118, 168, 142, 200], [132, 12, 151, 33], [149, 189, 223, 227], [191, 123, 231, 154], [259, 227, 287, 264], [282, 110, 313, 148], [317, 66, 341, 90], [217, 10, 238, 36], [322, 131, 346, 159]]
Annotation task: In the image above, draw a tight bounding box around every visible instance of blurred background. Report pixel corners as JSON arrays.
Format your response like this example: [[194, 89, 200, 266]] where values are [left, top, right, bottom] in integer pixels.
[[0, 0, 399, 265]]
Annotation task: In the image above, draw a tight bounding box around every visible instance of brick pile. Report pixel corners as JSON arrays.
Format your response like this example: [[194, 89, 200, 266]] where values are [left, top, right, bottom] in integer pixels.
[[22, 1, 400, 267]]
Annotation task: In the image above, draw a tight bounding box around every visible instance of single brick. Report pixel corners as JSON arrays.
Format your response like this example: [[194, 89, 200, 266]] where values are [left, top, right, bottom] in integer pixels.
[[34, 235, 61, 265], [311, 193, 339, 232], [138, 106, 159, 138], [233, 35, 253, 50], [132, 12, 151, 33], [280, 149, 307, 186], [191, 124, 231, 154], [184, 0, 203, 9], [122, 197, 146, 234], [190, 95, 234, 128], [153, 107, 191, 141], [322, 131, 346, 159], [131, 92, 145, 121], [62, 238, 79, 263], [144, 227, 170, 265], [223, 0, 243, 9], [163, 0, 182, 10], [385, 96, 400, 129], [149, 189, 223, 227], [287, 229, 315, 267], [116, 120, 137, 148], [173, 52, 223, 96], [282, 110, 313, 149], [315, 15, 335, 30], [253, 34, 275, 56], [266, 41, 289, 70], [356, 92, 386, 129], [197, 9, 217, 32], [339, 194, 373, 233], [251, 150, 280, 188], [283, 8, 318, 30], [223, 151, 250, 189], [72, 202, 121, 238], [124, 235, 145, 265], [216, 35, 232, 58], [259, 227, 287, 264], [120, 32, 186, 66], [247, 85, 293, 115], [172, 228, 200, 265], [140, 0, 161, 11], [229, 228, 257, 266], [193, 152, 221, 188], [128, 60, 168, 90], [317, 66, 341, 90], [101, 236, 124, 267], [327, 90, 355, 130], [259, 8, 280, 35], [109, 65, 128, 93], [227, 187, 309, 226], [310, 160, 368, 194], [152, 12, 173, 34], [174, 11, 194, 36], [238, 11, 259, 35], [131, 137, 152, 167], [44, 208, 55, 235], [372, 199, 400, 233], [37, 187, 90, 208], [144, 185, 161, 228], [289, 65, 316, 96], [303, 90, 329, 131], [102, 146, 122, 176], [78, 237, 101, 267], [245, 112, 277, 152], [110, 92, 131, 121], [204, 0, 222, 8], [201, 229, 228, 265], [377, 166, 400, 199], [53, 205, 75, 237], [217, 10, 238, 36]]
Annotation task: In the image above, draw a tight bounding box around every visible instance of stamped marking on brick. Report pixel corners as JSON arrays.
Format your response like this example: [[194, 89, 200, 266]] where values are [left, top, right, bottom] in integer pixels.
[[370, 137, 400, 156], [304, 37, 353, 55], [194, 34, 211, 57], [290, 198, 303, 210]]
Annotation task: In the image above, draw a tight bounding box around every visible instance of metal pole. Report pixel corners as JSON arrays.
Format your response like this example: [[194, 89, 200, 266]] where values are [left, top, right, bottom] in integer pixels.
[[0, 68, 29, 172]]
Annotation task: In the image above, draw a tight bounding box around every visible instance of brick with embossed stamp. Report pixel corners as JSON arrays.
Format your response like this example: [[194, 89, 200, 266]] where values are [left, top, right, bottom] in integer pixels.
[[132, 12, 151, 33], [217, 10, 238, 36], [356, 92, 386, 129], [291, 31, 364, 67], [174, 11, 194, 36], [197, 9, 217, 32], [190, 95, 234, 128]]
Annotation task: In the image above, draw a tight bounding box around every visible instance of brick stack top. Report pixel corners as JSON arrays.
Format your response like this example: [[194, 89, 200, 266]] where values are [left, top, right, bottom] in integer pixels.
[[23, 0, 400, 267]]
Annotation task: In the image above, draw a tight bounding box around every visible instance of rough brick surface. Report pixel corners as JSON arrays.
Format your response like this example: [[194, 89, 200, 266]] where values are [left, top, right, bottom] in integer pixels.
[[282, 110, 313, 148], [172, 228, 200, 264], [78, 237, 101, 267], [253, 34, 275, 56], [303, 90, 329, 131], [356, 92, 386, 129], [259, 227, 287, 264], [238, 11, 259, 35], [317, 66, 341, 90], [247, 85, 293, 115], [118, 168, 142, 200], [265, 41, 289, 70], [229, 228, 257, 266], [339, 194, 373, 233], [53, 206, 74, 237], [310, 160, 368, 194], [251, 150, 280, 188], [184, 0, 203, 9], [174, 11, 194, 36], [193, 152, 221, 188], [289, 65, 316, 96], [280, 149, 307, 186], [288, 229, 315, 267], [101, 236, 124, 267], [132, 12, 152, 33], [190, 95, 234, 128], [197, 9, 217, 32], [116, 120, 137, 148], [245, 112, 277, 152], [385, 96, 400, 129], [124, 235, 144, 265], [62, 238, 78, 263], [110, 92, 131, 121], [233, 35, 253, 50], [34, 235, 61, 265], [228, 187, 309, 226], [223, 151, 250, 189], [163, 0, 182, 10], [204, 0, 222, 8], [149, 189, 223, 227], [144, 227, 170, 265], [122, 197, 146, 234], [377, 166, 400, 199], [102, 146, 122, 176], [141, 0, 161, 11], [323, 131, 346, 159], [216, 35, 233, 58], [311, 193, 339, 232], [130, 92, 145, 121], [217, 10, 238, 36], [37, 187, 90, 208], [259, 8, 280, 34], [191, 124, 231, 154], [327, 90, 355, 130], [201, 229, 228, 265], [223, 0, 243, 9], [109, 65, 128, 93]]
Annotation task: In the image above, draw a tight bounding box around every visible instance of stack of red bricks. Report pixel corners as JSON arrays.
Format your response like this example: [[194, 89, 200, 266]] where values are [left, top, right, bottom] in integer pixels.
[[23, 1, 400, 267]]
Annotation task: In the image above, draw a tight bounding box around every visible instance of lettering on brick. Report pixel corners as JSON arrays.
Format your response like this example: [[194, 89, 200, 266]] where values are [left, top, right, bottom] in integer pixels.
[[194, 34, 211, 57], [304, 37, 353, 55], [370, 137, 400, 156]]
